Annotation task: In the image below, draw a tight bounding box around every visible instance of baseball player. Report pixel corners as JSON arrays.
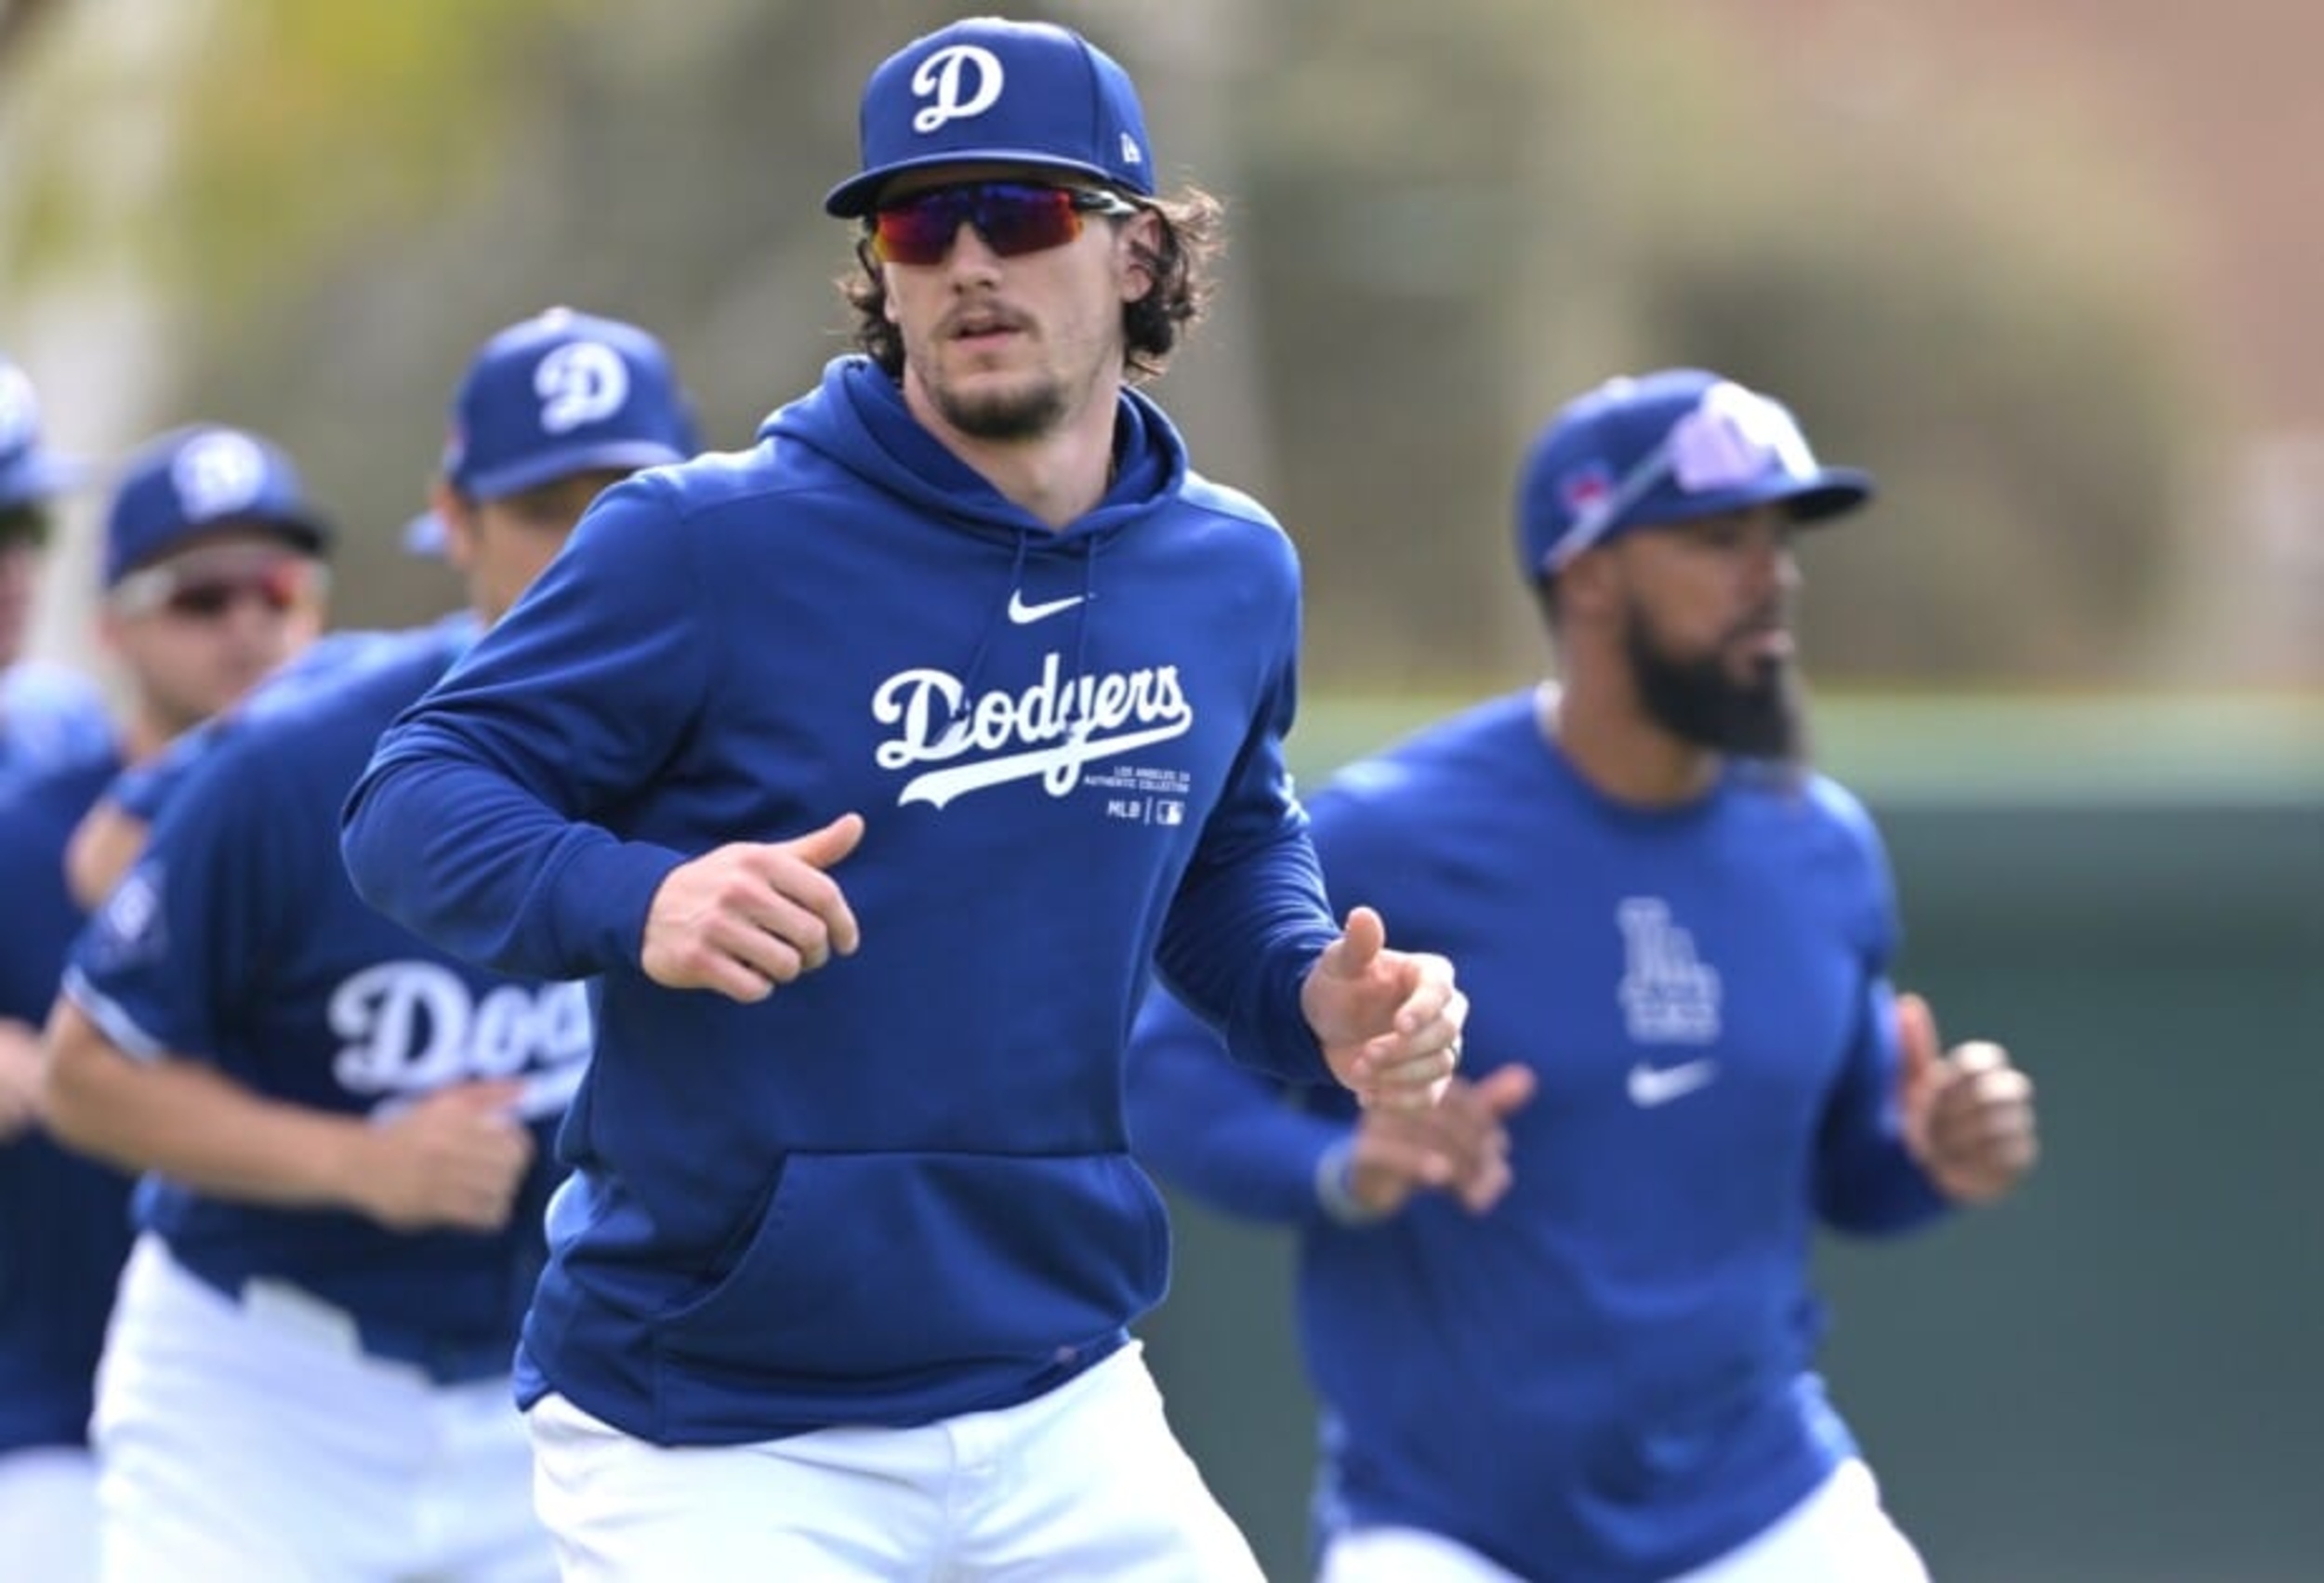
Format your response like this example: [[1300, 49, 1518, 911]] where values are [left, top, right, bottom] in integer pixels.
[[0, 351, 109, 788], [40, 309, 697, 1583], [1128, 369, 2041, 1582], [2, 420, 333, 1581], [341, 18, 1466, 1580]]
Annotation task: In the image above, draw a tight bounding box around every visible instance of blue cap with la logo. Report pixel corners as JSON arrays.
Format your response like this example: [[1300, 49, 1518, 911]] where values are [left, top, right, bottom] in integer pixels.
[[1514, 368, 1875, 580], [824, 16, 1154, 217]]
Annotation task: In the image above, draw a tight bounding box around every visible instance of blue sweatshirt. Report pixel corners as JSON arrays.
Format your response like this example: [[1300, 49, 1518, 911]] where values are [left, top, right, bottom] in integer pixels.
[[0, 659, 109, 795], [107, 621, 474, 824], [0, 746, 133, 1454], [1126, 690, 1949, 1582], [342, 356, 1340, 1444], [66, 626, 582, 1378]]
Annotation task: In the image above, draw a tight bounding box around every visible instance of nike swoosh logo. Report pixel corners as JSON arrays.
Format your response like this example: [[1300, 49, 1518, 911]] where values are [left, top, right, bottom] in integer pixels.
[[1007, 591, 1087, 626], [1627, 1058, 1718, 1108]]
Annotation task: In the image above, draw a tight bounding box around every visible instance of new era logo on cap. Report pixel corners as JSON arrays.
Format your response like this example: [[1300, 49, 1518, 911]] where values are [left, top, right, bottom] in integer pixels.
[[825, 18, 1154, 216]]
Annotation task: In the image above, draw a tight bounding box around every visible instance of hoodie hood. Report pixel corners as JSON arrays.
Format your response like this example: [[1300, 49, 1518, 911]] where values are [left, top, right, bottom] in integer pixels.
[[758, 357, 1185, 544]]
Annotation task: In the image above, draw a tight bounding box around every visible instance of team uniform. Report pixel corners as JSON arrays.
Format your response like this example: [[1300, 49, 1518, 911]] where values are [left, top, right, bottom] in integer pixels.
[[102, 618, 472, 827], [0, 663, 111, 794], [1, 350, 106, 793], [0, 746, 133, 1582], [1128, 691, 1944, 1582], [64, 623, 580, 1581], [342, 353, 1338, 1576]]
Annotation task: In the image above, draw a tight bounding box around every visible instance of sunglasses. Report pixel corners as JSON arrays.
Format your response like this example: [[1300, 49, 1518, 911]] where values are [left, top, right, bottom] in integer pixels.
[[865, 181, 1142, 267], [112, 556, 319, 622], [1551, 385, 1822, 573]]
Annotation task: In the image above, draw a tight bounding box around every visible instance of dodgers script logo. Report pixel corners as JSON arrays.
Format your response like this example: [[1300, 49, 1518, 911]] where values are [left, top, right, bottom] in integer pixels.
[[330, 962, 591, 1107], [535, 340, 630, 434], [911, 44, 1005, 133], [873, 651, 1193, 809]]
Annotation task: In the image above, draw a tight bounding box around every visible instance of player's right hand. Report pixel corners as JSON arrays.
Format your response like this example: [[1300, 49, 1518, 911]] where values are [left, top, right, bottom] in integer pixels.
[[351, 1079, 536, 1233], [641, 814, 865, 1003], [0, 1018, 46, 1141], [1345, 1062, 1538, 1217]]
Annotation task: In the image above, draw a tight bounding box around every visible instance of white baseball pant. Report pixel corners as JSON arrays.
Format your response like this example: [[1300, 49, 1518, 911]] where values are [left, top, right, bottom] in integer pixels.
[[0, 1444, 99, 1582], [1319, 1458, 1929, 1583], [529, 1339, 1264, 1581], [90, 1234, 554, 1582]]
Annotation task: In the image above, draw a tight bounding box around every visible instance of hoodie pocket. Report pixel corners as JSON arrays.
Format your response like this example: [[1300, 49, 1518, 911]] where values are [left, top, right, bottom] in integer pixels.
[[653, 1150, 1169, 1383]]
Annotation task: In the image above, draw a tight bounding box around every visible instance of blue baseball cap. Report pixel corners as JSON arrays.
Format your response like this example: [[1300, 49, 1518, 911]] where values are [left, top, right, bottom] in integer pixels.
[[405, 307, 699, 555], [102, 425, 332, 587], [441, 308, 697, 500], [1516, 368, 1873, 580], [0, 353, 85, 510], [824, 17, 1155, 218]]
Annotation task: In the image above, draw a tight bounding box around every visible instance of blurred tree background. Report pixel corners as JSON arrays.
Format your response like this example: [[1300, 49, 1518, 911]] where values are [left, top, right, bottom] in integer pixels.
[[5, 0, 2315, 695]]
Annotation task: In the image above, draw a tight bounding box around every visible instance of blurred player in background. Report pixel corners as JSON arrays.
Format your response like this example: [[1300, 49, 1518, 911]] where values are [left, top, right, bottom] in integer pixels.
[[40, 308, 697, 1583], [1129, 368, 2040, 1582], [59, 438, 485, 912], [0, 350, 109, 787], [341, 18, 1465, 1580], [59, 611, 431, 909], [0, 420, 332, 1580]]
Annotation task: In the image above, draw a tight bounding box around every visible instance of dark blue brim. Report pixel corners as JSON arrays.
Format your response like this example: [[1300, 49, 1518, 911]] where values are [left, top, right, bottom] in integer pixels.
[[825, 151, 1140, 217], [0, 451, 86, 510]]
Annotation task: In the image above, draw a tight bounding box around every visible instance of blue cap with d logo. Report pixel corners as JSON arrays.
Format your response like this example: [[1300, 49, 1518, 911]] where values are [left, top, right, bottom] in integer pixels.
[[825, 17, 1154, 217], [404, 307, 700, 555], [102, 426, 332, 587]]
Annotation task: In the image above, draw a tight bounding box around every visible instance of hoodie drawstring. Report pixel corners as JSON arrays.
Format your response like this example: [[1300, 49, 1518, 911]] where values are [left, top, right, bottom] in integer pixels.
[[947, 528, 1033, 734], [948, 528, 1103, 745], [1064, 534, 1099, 741]]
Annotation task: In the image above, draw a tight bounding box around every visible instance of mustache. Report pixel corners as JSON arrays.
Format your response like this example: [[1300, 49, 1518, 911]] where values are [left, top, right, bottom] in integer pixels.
[[939, 302, 1031, 338], [1723, 604, 1789, 644]]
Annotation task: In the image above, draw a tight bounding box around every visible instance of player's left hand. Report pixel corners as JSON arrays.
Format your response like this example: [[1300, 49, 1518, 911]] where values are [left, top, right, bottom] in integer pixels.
[[1301, 906, 1466, 1112], [1896, 992, 2039, 1204]]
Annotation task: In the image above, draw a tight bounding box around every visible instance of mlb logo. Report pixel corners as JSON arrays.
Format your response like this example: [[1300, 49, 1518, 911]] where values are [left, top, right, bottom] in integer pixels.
[[1155, 800, 1184, 826]]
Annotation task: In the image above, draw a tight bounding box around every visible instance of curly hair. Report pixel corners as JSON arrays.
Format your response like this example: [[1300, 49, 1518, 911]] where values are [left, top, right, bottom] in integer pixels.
[[838, 186, 1226, 385]]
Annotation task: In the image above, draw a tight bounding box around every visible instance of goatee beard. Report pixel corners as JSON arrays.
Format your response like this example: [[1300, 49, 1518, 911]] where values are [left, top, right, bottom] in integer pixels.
[[933, 379, 1069, 442], [1625, 607, 1809, 766]]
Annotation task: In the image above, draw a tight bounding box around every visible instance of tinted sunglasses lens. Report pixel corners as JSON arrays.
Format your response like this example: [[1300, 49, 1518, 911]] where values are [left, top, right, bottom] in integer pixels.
[[973, 186, 1082, 257], [869, 184, 1084, 264], [869, 191, 967, 265], [165, 563, 302, 620]]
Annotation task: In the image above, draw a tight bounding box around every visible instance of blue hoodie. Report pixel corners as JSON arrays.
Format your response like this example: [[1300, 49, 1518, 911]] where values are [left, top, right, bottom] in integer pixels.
[[343, 357, 1341, 1444]]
